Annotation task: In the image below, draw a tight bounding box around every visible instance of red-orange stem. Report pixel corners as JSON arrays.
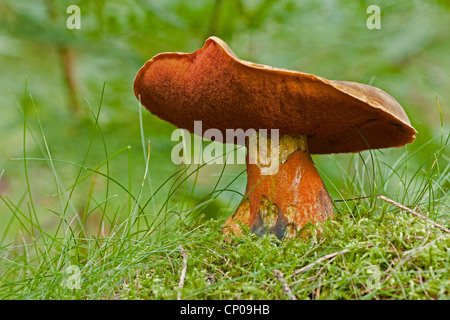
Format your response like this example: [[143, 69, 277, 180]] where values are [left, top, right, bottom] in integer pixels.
[[223, 134, 334, 241]]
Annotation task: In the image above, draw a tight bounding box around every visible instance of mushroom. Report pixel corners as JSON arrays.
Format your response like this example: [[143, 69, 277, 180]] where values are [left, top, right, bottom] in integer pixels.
[[134, 37, 417, 241]]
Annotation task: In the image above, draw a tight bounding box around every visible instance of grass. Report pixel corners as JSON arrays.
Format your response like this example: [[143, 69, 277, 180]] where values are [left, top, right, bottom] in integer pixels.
[[0, 84, 448, 300]]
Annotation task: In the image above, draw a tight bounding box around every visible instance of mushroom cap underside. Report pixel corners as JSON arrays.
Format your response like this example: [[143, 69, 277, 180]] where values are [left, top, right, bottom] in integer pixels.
[[134, 36, 417, 154]]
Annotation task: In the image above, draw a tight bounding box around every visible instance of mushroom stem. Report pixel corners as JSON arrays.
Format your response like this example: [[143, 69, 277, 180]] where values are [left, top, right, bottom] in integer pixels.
[[222, 133, 334, 241]]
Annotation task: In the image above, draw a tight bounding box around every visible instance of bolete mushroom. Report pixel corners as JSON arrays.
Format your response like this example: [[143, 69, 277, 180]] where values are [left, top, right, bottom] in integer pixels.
[[134, 37, 417, 241]]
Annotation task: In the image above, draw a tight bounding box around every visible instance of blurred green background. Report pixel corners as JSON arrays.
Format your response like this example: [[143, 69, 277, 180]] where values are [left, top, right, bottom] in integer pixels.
[[0, 0, 449, 240]]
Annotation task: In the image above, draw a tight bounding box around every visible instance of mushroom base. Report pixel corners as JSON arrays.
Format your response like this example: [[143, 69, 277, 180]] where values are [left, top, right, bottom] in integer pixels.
[[222, 134, 334, 241]]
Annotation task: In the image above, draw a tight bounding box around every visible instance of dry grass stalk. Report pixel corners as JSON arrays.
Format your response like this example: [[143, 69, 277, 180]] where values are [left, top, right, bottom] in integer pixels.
[[379, 195, 450, 234], [177, 245, 188, 300], [273, 269, 297, 300]]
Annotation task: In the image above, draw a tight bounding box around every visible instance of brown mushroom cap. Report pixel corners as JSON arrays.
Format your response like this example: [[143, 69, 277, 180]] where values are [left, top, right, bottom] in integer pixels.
[[134, 36, 417, 154]]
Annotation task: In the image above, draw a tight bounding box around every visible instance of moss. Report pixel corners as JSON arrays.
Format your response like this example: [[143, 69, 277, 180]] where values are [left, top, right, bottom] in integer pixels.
[[113, 208, 450, 300]]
